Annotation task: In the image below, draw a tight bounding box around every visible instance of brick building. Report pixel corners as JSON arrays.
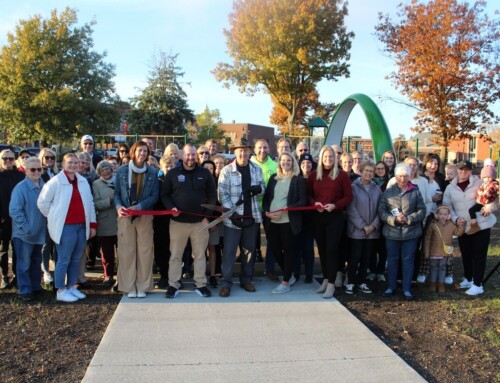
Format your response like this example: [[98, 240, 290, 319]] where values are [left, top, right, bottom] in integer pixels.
[[219, 122, 277, 153]]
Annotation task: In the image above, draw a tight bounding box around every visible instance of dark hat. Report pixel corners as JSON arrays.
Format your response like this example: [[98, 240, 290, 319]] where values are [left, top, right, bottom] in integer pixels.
[[230, 137, 252, 150], [19, 149, 31, 157], [457, 160, 472, 170], [298, 153, 317, 169]]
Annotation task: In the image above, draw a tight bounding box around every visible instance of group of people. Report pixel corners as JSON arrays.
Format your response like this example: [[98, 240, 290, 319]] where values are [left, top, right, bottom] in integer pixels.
[[0, 134, 496, 303]]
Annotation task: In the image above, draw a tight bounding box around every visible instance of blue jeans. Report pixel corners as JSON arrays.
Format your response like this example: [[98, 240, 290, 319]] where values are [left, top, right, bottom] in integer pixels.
[[54, 224, 86, 289], [220, 224, 258, 288], [386, 238, 418, 293], [12, 238, 42, 294]]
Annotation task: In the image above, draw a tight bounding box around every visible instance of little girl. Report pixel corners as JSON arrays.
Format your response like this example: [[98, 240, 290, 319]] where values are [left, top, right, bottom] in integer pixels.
[[423, 205, 464, 293], [468, 166, 499, 235]]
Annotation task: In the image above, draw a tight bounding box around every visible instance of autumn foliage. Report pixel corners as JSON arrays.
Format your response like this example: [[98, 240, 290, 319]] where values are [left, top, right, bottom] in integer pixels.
[[213, 0, 353, 134], [375, 0, 500, 164]]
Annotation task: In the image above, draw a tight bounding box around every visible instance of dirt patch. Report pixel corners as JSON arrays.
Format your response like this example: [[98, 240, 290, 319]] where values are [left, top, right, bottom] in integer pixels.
[[0, 279, 120, 382], [337, 271, 500, 383], [0, 257, 498, 382]]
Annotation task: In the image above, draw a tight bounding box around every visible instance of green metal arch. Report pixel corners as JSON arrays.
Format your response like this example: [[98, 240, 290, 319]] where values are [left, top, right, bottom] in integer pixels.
[[324, 93, 394, 161]]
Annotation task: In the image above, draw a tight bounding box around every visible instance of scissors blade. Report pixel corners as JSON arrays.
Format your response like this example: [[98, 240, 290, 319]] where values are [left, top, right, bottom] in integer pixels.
[[199, 205, 237, 231]]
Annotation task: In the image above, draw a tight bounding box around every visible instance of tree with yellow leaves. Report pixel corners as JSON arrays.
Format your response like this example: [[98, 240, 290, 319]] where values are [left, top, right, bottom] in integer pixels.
[[213, 0, 353, 135]]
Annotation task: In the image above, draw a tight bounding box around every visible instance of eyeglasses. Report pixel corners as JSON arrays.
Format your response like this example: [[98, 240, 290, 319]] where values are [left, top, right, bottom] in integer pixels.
[[199, 151, 210, 155], [29, 168, 43, 172], [44, 156, 55, 160], [83, 142, 93, 146], [2, 157, 14, 161]]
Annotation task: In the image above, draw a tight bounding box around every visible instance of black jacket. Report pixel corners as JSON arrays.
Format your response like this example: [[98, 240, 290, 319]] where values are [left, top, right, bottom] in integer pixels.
[[161, 165, 216, 223], [0, 168, 25, 239], [263, 174, 307, 235]]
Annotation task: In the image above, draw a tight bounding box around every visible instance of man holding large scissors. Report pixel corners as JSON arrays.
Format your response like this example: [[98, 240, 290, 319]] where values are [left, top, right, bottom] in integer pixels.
[[161, 144, 217, 299], [217, 137, 265, 297]]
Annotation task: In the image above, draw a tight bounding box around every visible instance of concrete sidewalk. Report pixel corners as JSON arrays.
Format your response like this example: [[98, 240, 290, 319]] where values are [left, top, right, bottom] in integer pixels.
[[82, 278, 425, 383]]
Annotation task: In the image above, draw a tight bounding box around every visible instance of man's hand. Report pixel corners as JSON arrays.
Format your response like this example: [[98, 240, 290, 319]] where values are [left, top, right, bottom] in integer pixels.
[[90, 228, 97, 238], [171, 207, 180, 217]]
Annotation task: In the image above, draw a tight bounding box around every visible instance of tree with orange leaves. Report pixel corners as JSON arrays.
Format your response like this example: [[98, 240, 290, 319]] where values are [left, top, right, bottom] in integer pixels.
[[213, 0, 353, 135], [375, 0, 500, 166]]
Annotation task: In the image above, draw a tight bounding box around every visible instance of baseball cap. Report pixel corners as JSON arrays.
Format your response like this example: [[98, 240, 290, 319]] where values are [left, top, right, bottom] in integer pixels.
[[81, 135, 94, 144], [457, 160, 472, 170]]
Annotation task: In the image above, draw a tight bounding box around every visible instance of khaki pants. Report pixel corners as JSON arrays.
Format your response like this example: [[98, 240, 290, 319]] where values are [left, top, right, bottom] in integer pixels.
[[117, 216, 154, 293], [169, 220, 209, 289]]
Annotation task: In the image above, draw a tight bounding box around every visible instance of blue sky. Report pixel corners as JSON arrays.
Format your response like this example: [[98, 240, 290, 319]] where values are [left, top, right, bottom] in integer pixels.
[[0, 0, 497, 140]]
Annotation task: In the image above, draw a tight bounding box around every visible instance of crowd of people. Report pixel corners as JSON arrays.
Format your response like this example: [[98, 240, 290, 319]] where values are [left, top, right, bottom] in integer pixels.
[[0, 134, 497, 303]]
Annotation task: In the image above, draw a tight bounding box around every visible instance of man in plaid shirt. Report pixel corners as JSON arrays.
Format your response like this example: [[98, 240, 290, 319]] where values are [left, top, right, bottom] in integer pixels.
[[218, 137, 265, 297]]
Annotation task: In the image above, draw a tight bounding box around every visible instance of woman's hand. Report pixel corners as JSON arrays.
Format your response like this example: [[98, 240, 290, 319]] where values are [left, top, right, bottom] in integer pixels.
[[265, 211, 281, 222], [315, 202, 324, 212], [90, 228, 96, 238], [323, 203, 336, 212], [480, 206, 491, 217], [396, 213, 407, 224]]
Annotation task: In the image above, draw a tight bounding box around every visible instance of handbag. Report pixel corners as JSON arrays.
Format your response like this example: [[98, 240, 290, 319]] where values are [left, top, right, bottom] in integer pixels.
[[434, 223, 454, 255]]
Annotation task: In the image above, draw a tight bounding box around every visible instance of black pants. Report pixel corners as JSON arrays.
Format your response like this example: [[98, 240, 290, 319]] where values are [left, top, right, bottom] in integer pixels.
[[0, 239, 16, 278], [153, 216, 171, 279], [458, 229, 490, 286], [313, 211, 344, 283], [267, 222, 296, 283], [370, 236, 387, 274], [348, 239, 374, 285]]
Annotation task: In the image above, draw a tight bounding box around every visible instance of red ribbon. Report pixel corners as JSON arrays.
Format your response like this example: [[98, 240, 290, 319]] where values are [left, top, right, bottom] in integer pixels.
[[123, 205, 321, 218]]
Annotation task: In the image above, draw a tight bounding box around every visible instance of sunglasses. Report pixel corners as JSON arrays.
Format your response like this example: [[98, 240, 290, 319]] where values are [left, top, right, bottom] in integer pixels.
[[83, 142, 93, 146], [199, 151, 210, 155], [44, 156, 55, 160], [29, 168, 43, 172], [2, 157, 14, 161], [298, 149, 308, 152]]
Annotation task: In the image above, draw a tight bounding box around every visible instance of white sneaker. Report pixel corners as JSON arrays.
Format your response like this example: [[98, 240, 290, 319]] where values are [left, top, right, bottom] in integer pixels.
[[137, 291, 146, 298], [272, 283, 291, 294], [43, 272, 53, 284], [288, 275, 296, 286], [68, 287, 86, 300], [345, 284, 354, 294], [366, 273, 376, 281], [376, 274, 386, 282], [128, 291, 137, 298], [465, 284, 484, 296], [56, 289, 78, 303], [416, 274, 426, 283], [459, 278, 473, 289], [444, 276, 453, 285], [359, 283, 372, 294]]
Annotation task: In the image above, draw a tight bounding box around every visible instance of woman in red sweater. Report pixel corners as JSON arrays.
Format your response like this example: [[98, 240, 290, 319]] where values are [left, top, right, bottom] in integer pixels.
[[306, 145, 352, 298]]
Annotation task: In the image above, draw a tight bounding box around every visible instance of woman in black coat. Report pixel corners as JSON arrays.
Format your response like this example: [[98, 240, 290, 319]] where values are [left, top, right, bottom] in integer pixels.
[[263, 152, 307, 294]]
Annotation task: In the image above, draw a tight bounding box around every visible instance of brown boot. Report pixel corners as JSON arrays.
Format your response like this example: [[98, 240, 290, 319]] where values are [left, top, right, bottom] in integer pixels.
[[429, 282, 437, 292], [467, 222, 480, 235], [438, 283, 446, 293]]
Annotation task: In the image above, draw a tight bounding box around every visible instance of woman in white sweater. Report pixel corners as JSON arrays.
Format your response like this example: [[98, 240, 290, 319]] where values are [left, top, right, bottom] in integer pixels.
[[38, 153, 97, 303]]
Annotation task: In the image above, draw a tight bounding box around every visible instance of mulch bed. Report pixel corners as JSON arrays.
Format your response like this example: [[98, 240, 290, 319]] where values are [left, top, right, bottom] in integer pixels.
[[0, 256, 498, 382]]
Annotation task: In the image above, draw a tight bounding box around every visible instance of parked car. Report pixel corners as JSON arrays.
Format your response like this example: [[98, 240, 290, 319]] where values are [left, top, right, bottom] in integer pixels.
[[106, 148, 118, 157], [23, 146, 41, 156]]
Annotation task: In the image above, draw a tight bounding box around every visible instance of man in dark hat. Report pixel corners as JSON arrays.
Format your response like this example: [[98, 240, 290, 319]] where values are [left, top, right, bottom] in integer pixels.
[[217, 137, 265, 297]]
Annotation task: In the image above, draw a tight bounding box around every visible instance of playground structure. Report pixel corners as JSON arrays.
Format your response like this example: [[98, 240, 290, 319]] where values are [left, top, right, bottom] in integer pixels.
[[324, 93, 394, 161]]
